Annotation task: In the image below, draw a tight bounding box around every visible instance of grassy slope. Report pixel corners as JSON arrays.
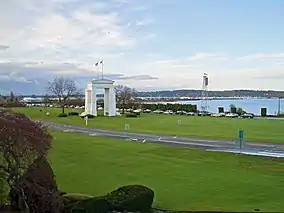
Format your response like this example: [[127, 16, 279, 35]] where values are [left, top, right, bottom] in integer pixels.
[[50, 131, 284, 212], [15, 107, 284, 143]]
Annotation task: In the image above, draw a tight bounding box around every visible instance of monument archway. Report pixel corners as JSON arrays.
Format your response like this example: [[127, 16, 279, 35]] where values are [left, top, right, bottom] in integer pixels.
[[85, 79, 116, 116]]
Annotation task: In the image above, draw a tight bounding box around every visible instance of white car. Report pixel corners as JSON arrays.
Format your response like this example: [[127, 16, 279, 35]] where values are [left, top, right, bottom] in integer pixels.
[[211, 113, 225, 117], [153, 110, 164, 114], [164, 110, 173, 115], [225, 113, 239, 118]]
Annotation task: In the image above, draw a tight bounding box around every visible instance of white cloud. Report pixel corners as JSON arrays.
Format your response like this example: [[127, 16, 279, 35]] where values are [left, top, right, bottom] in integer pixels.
[[0, 1, 284, 92], [143, 33, 157, 40], [0, 0, 160, 87], [238, 53, 284, 60], [187, 52, 228, 61], [0, 45, 9, 50], [131, 6, 149, 11], [135, 19, 153, 26], [0, 0, 150, 63], [148, 52, 227, 70], [276, 62, 284, 66]]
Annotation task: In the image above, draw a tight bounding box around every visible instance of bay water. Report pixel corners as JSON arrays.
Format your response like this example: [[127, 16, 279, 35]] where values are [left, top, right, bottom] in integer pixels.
[[173, 98, 283, 115]]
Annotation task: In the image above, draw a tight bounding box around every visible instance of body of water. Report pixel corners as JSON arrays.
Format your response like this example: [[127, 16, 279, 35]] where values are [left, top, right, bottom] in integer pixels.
[[174, 98, 283, 115]]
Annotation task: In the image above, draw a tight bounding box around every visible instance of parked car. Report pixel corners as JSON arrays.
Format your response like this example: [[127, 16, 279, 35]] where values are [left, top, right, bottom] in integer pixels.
[[211, 113, 226, 117], [176, 110, 187, 115], [225, 113, 239, 118], [164, 110, 173, 115], [153, 110, 164, 114], [198, 111, 211, 116], [143, 109, 152, 113], [241, 113, 254, 119]]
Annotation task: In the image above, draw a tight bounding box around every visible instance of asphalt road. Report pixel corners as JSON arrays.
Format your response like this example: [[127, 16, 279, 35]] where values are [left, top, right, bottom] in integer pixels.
[[43, 121, 284, 158]]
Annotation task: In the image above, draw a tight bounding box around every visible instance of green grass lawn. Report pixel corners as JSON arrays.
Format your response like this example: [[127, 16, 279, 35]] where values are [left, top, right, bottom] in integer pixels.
[[15, 107, 284, 143], [50, 131, 284, 212]]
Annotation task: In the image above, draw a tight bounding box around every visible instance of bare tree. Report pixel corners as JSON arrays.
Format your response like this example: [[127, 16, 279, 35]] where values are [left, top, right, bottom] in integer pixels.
[[46, 77, 79, 114], [115, 85, 137, 114], [42, 94, 51, 108]]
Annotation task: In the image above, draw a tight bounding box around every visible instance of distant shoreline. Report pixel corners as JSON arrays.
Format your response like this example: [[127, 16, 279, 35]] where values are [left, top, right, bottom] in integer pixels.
[[139, 96, 281, 102], [20, 96, 282, 102]]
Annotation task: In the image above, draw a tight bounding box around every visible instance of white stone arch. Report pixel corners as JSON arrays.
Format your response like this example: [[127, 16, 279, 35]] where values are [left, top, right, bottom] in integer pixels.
[[85, 79, 116, 116]]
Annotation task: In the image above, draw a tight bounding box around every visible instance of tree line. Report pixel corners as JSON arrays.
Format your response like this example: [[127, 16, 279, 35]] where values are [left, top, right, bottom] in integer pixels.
[[1, 77, 198, 113]]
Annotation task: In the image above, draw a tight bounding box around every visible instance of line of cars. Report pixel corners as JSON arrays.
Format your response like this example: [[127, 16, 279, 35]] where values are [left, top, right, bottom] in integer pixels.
[[142, 109, 254, 118], [211, 112, 254, 118]]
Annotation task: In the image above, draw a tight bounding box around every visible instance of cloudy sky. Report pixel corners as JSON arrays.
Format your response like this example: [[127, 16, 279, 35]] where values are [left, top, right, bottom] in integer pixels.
[[0, 0, 284, 94]]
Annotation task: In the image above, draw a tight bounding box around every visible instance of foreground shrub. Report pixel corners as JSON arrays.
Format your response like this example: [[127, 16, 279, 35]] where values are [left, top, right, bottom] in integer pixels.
[[0, 172, 9, 204], [58, 113, 68, 117], [0, 111, 52, 211], [1, 102, 25, 108], [16, 156, 63, 213], [125, 113, 137, 118], [106, 185, 154, 212], [68, 112, 79, 116], [63, 185, 154, 213], [63, 196, 108, 213], [62, 193, 93, 203]]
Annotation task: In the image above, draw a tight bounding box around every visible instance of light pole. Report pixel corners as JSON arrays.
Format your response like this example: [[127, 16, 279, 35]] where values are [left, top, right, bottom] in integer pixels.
[[278, 97, 282, 115]]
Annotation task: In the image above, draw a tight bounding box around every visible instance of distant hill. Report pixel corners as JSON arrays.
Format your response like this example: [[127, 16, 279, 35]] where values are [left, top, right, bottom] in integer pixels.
[[5, 89, 284, 99], [136, 89, 284, 98]]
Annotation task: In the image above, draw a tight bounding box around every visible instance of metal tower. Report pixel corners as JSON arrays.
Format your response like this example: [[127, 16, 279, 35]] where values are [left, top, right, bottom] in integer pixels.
[[200, 73, 209, 112]]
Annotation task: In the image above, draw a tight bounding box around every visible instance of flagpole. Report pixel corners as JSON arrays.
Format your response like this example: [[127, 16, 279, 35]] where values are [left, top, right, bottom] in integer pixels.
[[97, 62, 99, 79], [101, 60, 104, 80]]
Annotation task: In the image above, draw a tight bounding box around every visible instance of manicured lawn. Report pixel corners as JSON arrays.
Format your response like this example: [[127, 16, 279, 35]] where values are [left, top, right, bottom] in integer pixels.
[[15, 107, 284, 143], [50, 131, 284, 212]]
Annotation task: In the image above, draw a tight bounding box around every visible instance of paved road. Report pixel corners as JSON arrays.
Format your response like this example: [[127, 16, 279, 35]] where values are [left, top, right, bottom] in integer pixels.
[[43, 121, 284, 158]]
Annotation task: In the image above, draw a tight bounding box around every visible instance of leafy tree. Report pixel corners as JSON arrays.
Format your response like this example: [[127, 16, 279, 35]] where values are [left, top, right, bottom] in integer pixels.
[[115, 85, 137, 114], [0, 111, 52, 211], [46, 77, 80, 113], [236, 107, 246, 116], [9, 92, 15, 103], [229, 104, 237, 113]]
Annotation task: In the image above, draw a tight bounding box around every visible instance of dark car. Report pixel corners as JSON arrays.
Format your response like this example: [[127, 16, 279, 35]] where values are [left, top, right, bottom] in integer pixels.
[[241, 113, 254, 119]]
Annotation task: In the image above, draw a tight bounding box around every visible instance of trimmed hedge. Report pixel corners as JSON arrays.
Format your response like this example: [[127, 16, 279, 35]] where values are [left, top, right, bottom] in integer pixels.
[[125, 113, 137, 118], [63, 196, 108, 213], [80, 114, 95, 119], [68, 112, 79, 116], [58, 113, 68, 117], [106, 185, 154, 212], [63, 185, 154, 213]]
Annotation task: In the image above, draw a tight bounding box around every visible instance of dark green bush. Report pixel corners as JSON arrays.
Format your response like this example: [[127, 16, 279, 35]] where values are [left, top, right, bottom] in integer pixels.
[[63, 195, 109, 213], [58, 113, 68, 117], [68, 112, 79, 116], [80, 114, 95, 119], [62, 185, 154, 213], [15, 156, 62, 213], [125, 113, 137, 118], [106, 185, 154, 212], [0, 171, 9, 204], [62, 193, 93, 203]]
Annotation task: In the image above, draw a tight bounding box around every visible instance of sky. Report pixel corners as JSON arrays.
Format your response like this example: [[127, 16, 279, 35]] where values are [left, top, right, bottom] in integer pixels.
[[0, 0, 284, 94]]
